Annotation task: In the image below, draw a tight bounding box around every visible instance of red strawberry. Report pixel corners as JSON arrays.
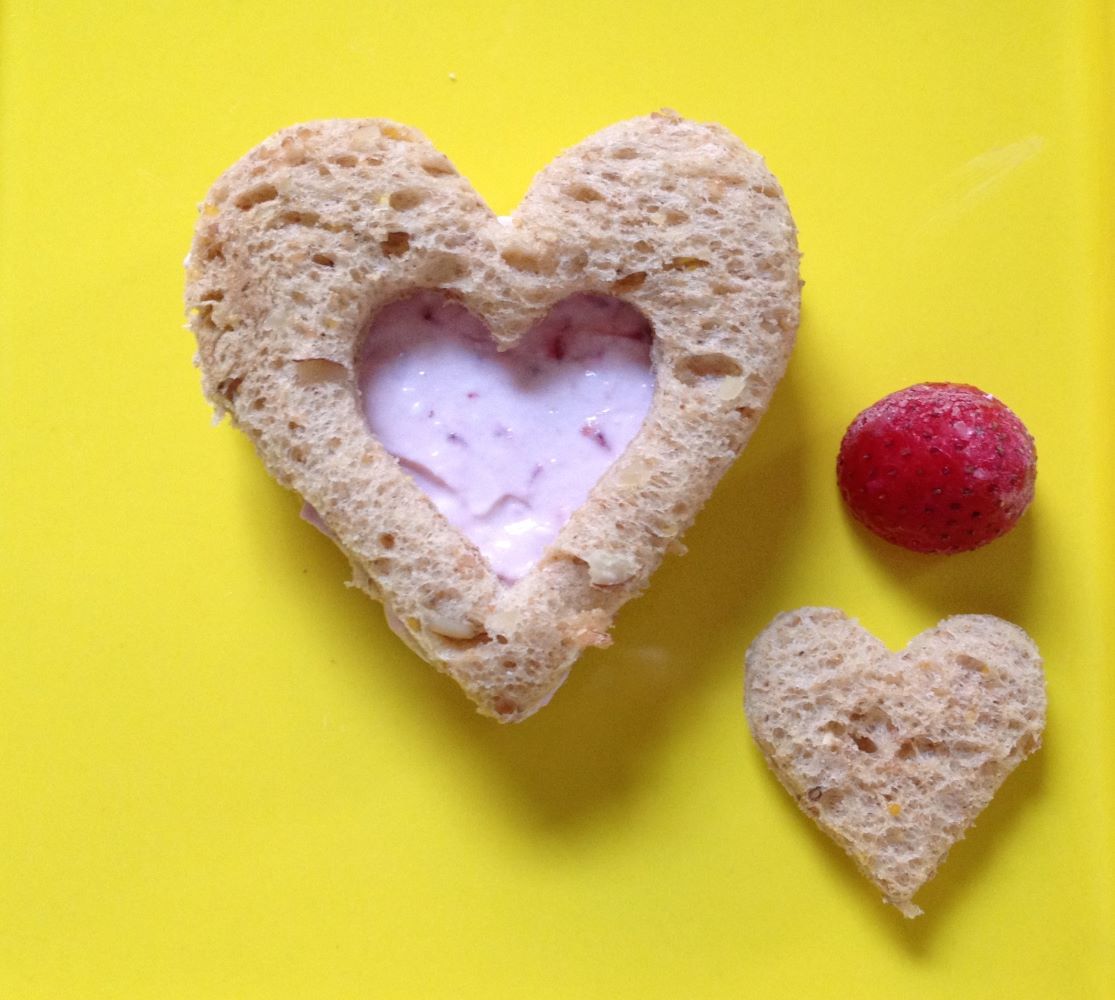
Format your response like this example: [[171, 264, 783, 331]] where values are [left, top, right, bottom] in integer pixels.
[[836, 382, 1037, 554]]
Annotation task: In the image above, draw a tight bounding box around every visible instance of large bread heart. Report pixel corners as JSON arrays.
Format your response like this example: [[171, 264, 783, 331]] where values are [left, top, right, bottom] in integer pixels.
[[185, 112, 800, 721], [745, 608, 1046, 916]]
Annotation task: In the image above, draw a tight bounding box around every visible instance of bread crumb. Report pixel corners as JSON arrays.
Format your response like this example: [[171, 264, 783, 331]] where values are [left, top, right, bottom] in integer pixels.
[[426, 612, 481, 640], [717, 375, 746, 401], [585, 550, 638, 586], [485, 609, 518, 638], [350, 125, 379, 151], [617, 458, 652, 488]]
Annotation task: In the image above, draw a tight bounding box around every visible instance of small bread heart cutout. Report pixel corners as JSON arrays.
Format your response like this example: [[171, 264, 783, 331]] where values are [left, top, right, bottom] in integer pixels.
[[186, 112, 800, 721], [745, 608, 1045, 916]]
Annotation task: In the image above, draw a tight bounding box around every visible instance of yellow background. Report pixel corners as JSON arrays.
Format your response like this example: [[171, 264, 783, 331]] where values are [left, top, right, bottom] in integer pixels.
[[2, 1, 1112, 996]]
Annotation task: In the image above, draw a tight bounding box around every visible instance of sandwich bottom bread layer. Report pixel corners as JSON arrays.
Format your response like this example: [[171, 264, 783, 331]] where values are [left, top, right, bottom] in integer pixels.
[[185, 112, 800, 720]]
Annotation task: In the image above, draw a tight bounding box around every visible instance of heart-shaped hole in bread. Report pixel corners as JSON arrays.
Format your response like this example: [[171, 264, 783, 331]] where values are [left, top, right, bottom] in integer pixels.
[[357, 289, 654, 583], [186, 112, 800, 720]]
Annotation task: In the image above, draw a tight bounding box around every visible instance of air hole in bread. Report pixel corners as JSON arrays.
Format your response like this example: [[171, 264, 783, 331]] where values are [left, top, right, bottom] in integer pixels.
[[611, 271, 647, 293], [250, 396, 267, 410], [216, 376, 243, 401], [292, 358, 348, 386], [612, 146, 638, 160], [420, 157, 455, 177], [193, 304, 216, 331], [199, 288, 224, 302], [500, 248, 554, 275], [675, 353, 743, 384], [389, 189, 424, 210], [956, 653, 988, 673], [378, 532, 396, 550], [423, 254, 466, 284], [281, 210, 321, 226], [330, 153, 358, 168], [234, 183, 279, 210], [665, 256, 710, 272], [381, 231, 410, 257], [493, 696, 519, 717], [852, 734, 878, 753], [850, 706, 894, 734], [566, 183, 604, 203], [311, 252, 335, 267], [436, 630, 491, 649], [664, 209, 689, 225], [896, 737, 942, 760], [203, 242, 225, 262]]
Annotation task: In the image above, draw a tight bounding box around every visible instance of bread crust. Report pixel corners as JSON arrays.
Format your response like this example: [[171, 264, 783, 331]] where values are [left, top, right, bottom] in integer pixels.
[[185, 112, 800, 720], [745, 608, 1046, 915]]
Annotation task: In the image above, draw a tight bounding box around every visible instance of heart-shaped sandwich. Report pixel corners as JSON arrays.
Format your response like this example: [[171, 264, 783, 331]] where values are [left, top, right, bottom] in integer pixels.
[[745, 608, 1046, 916], [185, 112, 800, 720]]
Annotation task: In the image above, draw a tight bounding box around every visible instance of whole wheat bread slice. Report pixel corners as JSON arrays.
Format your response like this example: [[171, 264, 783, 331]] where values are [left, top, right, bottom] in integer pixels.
[[745, 608, 1045, 916], [185, 112, 800, 720]]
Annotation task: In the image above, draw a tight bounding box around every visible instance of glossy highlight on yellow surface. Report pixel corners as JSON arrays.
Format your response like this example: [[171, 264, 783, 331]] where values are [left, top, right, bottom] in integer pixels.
[[1, 2, 1112, 997]]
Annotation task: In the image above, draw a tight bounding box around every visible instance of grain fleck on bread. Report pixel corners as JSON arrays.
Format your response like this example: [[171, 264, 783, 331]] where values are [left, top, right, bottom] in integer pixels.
[[744, 608, 1046, 916], [185, 112, 800, 721]]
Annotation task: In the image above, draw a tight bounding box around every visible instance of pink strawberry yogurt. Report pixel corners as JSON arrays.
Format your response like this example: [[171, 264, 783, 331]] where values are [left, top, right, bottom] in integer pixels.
[[355, 290, 654, 582]]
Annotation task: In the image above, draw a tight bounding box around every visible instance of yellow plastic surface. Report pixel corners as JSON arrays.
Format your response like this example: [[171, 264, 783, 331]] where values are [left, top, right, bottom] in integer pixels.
[[2, 1, 1112, 996]]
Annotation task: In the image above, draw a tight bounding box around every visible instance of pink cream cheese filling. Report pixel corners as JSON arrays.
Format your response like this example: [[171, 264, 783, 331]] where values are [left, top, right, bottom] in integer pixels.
[[349, 289, 655, 583]]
